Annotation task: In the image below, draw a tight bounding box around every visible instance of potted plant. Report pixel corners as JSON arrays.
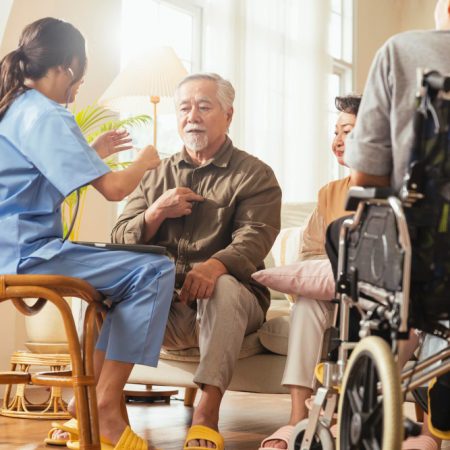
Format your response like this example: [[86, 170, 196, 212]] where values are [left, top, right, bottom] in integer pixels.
[[63, 104, 151, 240]]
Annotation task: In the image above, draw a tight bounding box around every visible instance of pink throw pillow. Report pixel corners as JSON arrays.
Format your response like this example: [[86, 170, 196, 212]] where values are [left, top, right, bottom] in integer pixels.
[[252, 259, 335, 300]]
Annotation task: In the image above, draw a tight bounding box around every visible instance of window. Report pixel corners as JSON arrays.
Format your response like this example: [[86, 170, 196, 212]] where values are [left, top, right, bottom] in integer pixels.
[[328, 0, 354, 179], [121, 0, 202, 72], [116, 0, 203, 214], [119, 0, 203, 157]]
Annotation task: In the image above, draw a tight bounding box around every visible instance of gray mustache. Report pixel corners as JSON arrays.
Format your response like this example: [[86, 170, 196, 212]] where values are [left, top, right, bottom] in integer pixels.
[[185, 127, 206, 132]]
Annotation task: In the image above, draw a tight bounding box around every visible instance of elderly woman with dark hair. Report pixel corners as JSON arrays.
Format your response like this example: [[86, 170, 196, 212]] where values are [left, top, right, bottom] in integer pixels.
[[260, 94, 362, 449]]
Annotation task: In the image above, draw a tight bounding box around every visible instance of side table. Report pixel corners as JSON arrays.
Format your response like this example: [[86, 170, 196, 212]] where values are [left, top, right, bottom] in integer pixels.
[[1, 351, 71, 419]]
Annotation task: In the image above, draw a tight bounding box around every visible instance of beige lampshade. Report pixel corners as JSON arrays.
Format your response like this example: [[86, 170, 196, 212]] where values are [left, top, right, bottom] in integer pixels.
[[99, 46, 188, 114]]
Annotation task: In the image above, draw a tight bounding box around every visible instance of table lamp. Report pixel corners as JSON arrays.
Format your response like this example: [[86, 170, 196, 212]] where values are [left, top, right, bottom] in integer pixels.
[[99, 46, 188, 147]]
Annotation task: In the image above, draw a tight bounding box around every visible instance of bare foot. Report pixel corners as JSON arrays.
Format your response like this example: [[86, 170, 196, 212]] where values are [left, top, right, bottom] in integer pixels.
[[49, 397, 77, 442], [49, 428, 71, 442]]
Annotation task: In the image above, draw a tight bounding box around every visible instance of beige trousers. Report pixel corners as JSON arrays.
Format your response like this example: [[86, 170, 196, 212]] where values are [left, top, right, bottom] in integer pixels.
[[282, 297, 335, 389], [163, 274, 264, 393]]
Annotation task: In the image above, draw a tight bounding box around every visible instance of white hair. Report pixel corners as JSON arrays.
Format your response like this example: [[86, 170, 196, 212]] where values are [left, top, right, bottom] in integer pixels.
[[174, 72, 235, 111]]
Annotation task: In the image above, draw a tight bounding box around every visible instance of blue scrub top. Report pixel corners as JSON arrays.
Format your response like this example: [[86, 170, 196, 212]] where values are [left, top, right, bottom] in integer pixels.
[[0, 89, 110, 274]]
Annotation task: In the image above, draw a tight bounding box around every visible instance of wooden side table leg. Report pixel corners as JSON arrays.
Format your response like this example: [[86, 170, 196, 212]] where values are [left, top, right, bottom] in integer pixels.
[[184, 388, 198, 407]]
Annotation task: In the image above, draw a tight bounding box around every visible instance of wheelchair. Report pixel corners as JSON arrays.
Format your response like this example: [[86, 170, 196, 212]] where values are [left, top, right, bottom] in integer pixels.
[[288, 69, 450, 450]]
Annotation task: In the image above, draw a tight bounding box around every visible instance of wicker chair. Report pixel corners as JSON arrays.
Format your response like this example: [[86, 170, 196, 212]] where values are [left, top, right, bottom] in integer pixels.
[[0, 274, 103, 450]]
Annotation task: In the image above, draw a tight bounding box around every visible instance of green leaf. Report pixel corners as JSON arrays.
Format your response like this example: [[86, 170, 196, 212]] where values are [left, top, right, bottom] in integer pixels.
[[85, 114, 151, 143], [63, 104, 151, 237]]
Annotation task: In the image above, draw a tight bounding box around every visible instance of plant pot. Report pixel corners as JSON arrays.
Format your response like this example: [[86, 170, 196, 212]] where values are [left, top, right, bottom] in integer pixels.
[[24, 299, 71, 354]]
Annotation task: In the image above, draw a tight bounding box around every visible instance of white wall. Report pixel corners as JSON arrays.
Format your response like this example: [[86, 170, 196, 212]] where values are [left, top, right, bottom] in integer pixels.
[[354, 0, 436, 93], [0, 0, 122, 108], [354, 0, 402, 92], [399, 0, 435, 31], [0, 0, 13, 43]]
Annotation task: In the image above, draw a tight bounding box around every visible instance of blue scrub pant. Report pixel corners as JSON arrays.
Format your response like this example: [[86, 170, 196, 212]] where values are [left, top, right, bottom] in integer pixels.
[[18, 241, 175, 367]]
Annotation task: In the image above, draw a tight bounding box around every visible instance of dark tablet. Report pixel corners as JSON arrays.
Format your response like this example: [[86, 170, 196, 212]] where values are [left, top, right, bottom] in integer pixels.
[[73, 241, 166, 254]]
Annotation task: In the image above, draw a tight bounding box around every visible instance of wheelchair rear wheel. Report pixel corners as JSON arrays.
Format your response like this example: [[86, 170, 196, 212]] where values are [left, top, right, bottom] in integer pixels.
[[288, 418, 334, 450], [337, 336, 403, 450]]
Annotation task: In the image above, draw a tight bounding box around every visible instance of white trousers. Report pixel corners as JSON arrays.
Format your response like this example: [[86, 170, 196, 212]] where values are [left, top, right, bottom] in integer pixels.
[[282, 297, 335, 389]]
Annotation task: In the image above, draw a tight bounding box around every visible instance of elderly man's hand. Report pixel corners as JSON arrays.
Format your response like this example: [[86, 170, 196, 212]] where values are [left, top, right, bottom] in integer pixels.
[[142, 187, 203, 242], [151, 187, 204, 219], [179, 259, 228, 303]]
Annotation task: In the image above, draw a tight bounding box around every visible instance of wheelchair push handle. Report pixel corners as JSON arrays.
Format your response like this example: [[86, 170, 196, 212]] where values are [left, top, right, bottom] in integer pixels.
[[345, 186, 394, 211], [423, 70, 450, 93]]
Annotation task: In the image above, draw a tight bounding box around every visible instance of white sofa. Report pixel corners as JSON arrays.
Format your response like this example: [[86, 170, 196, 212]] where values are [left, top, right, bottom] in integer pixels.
[[127, 202, 316, 404]]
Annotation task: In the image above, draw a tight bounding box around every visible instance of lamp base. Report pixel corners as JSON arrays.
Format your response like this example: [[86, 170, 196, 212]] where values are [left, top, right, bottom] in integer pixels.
[[124, 383, 178, 404]]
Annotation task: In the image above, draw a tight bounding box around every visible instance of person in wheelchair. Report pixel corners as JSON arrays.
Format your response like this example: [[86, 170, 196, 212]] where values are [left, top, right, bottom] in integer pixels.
[[259, 94, 362, 450], [325, 1, 450, 449]]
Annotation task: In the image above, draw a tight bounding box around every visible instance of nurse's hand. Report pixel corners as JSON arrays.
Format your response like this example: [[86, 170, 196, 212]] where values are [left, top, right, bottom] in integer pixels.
[[91, 129, 133, 159], [135, 144, 161, 170]]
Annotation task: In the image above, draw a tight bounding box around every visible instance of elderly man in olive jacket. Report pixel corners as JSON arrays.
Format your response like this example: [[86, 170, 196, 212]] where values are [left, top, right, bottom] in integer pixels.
[[112, 72, 281, 449]]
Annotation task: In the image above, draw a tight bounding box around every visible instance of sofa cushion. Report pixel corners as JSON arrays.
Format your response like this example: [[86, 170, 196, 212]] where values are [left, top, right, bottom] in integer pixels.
[[266, 227, 304, 302], [280, 202, 316, 229], [264, 202, 316, 301], [258, 316, 290, 356], [266, 298, 291, 321], [271, 227, 304, 267], [160, 331, 265, 363], [252, 259, 335, 301]]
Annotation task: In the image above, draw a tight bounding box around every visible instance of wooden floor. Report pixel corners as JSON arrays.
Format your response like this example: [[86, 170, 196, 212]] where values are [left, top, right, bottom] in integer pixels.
[[0, 389, 292, 449], [2, 389, 446, 450]]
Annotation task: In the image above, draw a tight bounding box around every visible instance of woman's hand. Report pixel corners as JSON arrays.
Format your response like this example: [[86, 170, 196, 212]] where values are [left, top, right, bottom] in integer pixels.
[[91, 129, 133, 159], [135, 144, 161, 170]]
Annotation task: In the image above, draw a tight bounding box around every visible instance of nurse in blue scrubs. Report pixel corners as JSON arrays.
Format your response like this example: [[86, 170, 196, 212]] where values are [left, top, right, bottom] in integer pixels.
[[0, 17, 174, 449]]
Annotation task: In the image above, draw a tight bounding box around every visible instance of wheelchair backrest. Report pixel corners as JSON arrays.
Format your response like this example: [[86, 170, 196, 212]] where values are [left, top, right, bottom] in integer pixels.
[[402, 70, 450, 326]]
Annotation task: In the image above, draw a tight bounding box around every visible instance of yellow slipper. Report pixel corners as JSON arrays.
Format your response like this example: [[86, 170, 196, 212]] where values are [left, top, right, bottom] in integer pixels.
[[315, 362, 341, 392], [66, 425, 152, 450], [184, 425, 224, 450], [44, 418, 78, 446]]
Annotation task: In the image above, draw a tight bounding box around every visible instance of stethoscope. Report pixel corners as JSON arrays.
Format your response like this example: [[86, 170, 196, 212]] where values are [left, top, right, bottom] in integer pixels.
[[62, 67, 80, 242]]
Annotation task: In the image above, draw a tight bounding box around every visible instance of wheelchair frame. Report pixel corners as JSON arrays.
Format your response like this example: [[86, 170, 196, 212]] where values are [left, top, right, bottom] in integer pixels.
[[292, 195, 450, 450], [291, 71, 450, 450]]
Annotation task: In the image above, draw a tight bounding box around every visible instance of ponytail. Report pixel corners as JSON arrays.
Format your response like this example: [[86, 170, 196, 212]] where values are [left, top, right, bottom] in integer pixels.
[[0, 17, 86, 121], [0, 49, 28, 120]]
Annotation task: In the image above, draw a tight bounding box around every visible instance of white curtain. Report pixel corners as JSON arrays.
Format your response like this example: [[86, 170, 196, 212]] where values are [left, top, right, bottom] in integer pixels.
[[203, 0, 331, 202]]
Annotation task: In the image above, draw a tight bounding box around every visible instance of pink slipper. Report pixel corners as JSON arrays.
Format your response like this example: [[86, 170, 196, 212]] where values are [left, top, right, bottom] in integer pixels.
[[259, 425, 295, 449], [402, 435, 439, 450]]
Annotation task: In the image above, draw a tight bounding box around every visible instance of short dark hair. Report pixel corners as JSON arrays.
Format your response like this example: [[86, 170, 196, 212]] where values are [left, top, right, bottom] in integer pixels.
[[335, 94, 362, 116]]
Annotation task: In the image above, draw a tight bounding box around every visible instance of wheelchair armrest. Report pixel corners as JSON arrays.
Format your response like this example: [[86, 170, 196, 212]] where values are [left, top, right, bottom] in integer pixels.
[[345, 186, 395, 211]]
